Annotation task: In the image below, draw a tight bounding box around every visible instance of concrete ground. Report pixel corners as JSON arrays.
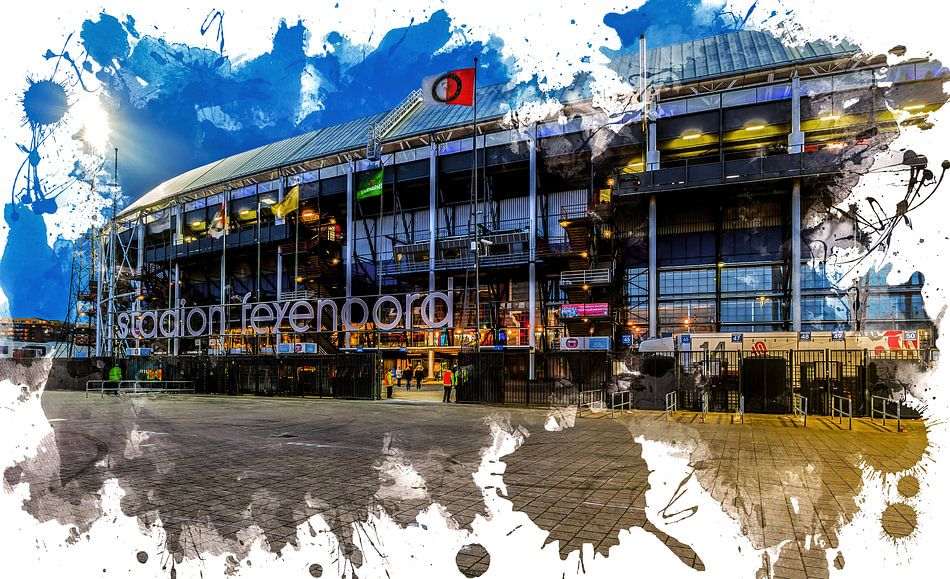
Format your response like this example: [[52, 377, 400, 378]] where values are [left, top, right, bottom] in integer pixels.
[[8, 391, 927, 578]]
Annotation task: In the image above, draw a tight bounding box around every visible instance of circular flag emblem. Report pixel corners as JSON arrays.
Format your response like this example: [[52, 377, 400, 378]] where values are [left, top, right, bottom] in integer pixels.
[[431, 72, 464, 103]]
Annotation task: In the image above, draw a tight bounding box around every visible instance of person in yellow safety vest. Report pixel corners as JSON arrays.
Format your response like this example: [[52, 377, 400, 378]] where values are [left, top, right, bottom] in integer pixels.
[[108, 364, 122, 382]]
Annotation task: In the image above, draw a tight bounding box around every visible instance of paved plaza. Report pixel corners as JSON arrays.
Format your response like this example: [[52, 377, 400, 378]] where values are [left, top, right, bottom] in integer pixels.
[[7, 391, 928, 577]]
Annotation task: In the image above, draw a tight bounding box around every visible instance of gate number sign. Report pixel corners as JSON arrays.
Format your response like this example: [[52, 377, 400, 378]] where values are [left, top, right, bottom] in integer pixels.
[[799, 331, 812, 342], [681, 334, 691, 344], [731, 333, 743, 343], [831, 330, 845, 341]]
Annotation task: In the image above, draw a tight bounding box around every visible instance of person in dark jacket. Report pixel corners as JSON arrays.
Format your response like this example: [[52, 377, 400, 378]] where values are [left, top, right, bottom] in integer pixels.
[[414, 364, 424, 390]]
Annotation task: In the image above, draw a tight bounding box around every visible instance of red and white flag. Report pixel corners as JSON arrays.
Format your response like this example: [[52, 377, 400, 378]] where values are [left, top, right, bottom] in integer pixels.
[[209, 198, 228, 239], [422, 68, 475, 106]]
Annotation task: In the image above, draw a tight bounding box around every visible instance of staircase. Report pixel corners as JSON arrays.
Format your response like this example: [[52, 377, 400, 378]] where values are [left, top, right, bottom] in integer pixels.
[[366, 89, 423, 160]]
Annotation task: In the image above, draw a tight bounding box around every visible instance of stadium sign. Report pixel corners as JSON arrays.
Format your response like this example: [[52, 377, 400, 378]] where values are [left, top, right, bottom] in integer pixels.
[[115, 291, 454, 339]]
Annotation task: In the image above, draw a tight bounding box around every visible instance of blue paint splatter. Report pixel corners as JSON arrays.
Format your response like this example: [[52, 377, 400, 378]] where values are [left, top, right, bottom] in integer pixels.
[[21, 79, 68, 127], [603, 0, 757, 54], [0, 204, 71, 319]]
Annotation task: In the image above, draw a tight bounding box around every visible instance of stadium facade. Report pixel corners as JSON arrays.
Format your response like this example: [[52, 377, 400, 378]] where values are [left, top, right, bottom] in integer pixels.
[[86, 31, 947, 404]]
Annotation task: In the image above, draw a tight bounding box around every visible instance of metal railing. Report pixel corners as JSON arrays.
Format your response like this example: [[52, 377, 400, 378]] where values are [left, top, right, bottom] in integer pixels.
[[560, 268, 612, 287], [611, 390, 633, 418], [734, 394, 744, 425], [579, 388, 604, 416], [870, 394, 903, 432], [664, 390, 677, 419], [831, 394, 853, 430], [700, 391, 709, 423], [793, 393, 808, 427], [85, 380, 195, 398]]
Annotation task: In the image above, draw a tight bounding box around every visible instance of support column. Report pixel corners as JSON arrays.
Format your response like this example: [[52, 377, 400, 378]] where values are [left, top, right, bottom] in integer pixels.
[[646, 121, 660, 171], [648, 194, 658, 337], [528, 123, 538, 378], [429, 142, 438, 379], [135, 217, 145, 348], [789, 71, 804, 154], [345, 161, 355, 348], [173, 263, 180, 355], [791, 179, 802, 331]]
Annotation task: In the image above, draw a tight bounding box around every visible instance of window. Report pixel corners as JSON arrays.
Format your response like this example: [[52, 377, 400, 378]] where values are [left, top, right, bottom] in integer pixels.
[[655, 99, 688, 117], [720, 266, 783, 293], [756, 84, 791, 102], [720, 297, 783, 324], [658, 299, 716, 334], [802, 295, 850, 323], [865, 293, 927, 321], [722, 88, 757, 107], [659, 268, 715, 296], [686, 94, 720, 113]]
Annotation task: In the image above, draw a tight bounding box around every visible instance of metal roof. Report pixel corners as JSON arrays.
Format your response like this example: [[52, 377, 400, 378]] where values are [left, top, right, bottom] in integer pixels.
[[607, 30, 859, 86], [122, 30, 860, 216]]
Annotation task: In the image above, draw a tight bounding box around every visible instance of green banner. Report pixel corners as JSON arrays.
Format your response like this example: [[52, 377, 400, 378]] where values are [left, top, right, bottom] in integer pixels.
[[355, 168, 383, 200]]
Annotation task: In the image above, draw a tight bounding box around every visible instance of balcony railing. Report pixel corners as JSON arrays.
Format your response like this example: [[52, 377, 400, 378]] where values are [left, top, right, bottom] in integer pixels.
[[616, 151, 848, 194], [560, 268, 612, 287]]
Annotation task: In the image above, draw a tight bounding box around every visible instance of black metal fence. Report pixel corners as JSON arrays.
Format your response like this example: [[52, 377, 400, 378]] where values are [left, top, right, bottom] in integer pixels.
[[455, 351, 613, 406], [59, 354, 379, 399], [618, 349, 931, 416], [48, 348, 932, 414]]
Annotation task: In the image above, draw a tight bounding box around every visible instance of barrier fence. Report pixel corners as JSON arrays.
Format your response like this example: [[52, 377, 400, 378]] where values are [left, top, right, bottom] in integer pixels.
[[831, 394, 853, 430], [665, 390, 678, 419], [579, 389, 604, 416], [85, 379, 195, 397], [793, 393, 808, 427], [871, 394, 903, 432], [611, 390, 633, 418]]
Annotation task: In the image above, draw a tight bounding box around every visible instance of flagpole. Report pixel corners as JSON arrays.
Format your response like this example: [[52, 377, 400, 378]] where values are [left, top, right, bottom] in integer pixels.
[[294, 194, 299, 295], [472, 56, 480, 382], [220, 191, 227, 355]]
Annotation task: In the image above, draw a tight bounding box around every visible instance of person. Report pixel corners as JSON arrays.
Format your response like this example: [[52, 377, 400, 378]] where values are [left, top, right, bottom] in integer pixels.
[[414, 364, 424, 390], [395, 366, 403, 389], [404, 364, 412, 390], [442, 366, 453, 402], [108, 363, 122, 383], [382, 368, 394, 399]]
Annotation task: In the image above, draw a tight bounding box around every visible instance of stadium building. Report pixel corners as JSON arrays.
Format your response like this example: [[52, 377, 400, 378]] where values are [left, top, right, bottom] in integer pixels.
[[86, 30, 947, 407]]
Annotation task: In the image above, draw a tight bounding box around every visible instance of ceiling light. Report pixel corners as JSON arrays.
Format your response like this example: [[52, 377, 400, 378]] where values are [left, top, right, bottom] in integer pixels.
[[261, 197, 276, 205], [902, 104, 925, 111], [820, 114, 840, 122], [682, 131, 702, 139], [745, 123, 765, 131], [191, 220, 204, 228]]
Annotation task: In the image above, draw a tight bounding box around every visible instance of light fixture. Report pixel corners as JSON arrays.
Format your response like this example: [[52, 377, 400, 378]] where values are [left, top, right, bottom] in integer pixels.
[[191, 220, 204, 228], [902, 104, 925, 111], [745, 123, 765, 131], [331, 257, 340, 265], [684, 317, 690, 325], [295, 276, 303, 283], [239, 209, 251, 216], [820, 114, 840, 122], [606, 177, 616, 187], [603, 230, 612, 239], [582, 284, 590, 291], [136, 295, 145, 301], [580, 251, 589, 258], [682, 130, 702, 140], [261, 197, 276, 205], [559, 220, 570, 228], [328, 217, 336, 224]]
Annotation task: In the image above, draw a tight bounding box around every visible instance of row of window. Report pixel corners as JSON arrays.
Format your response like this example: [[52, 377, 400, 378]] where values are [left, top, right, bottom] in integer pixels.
[[653, 63, 947, 118]]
